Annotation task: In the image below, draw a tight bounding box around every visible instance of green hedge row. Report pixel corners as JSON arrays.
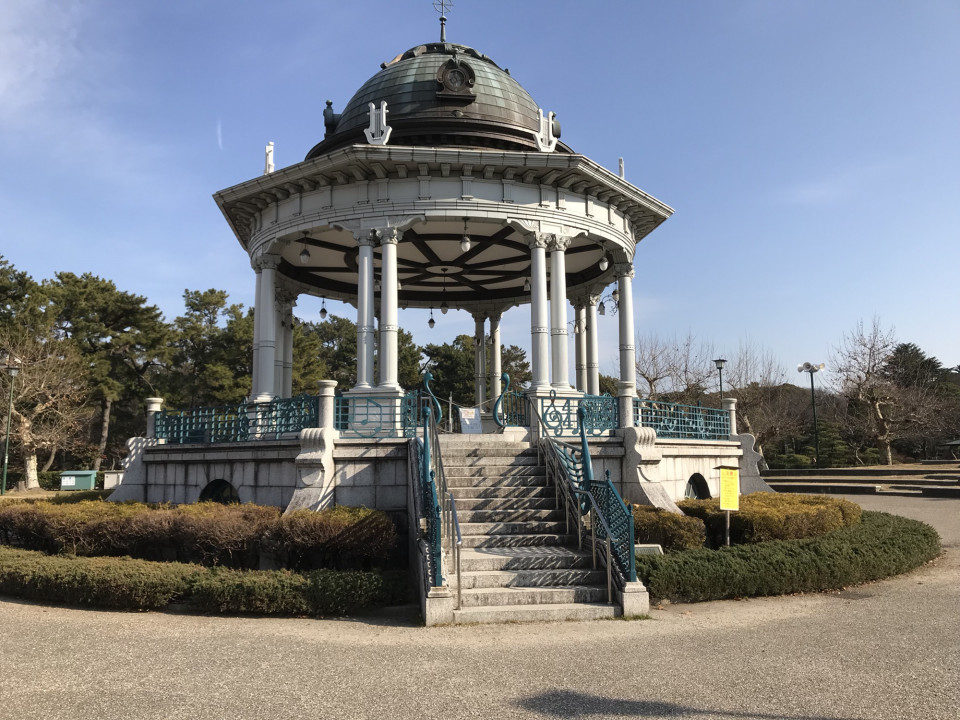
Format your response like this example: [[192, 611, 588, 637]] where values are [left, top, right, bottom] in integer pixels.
[[0, 545, 407, 615], [0, 501, 396, 571], [678, 493, 862, 546], [635, 511, 941, 602], [633, 505, 706, 551]]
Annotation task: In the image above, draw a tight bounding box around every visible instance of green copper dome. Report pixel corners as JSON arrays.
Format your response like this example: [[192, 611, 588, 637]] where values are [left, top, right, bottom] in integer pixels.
[[305, 43, 568, 159]]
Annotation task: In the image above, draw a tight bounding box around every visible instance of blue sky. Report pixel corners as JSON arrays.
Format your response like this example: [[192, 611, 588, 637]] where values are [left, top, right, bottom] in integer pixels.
[[1, 0, 958, 386]]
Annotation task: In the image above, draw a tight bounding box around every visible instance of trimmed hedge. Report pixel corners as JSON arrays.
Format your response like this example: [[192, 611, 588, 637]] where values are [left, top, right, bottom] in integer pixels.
[[0, 501, 397, 571], [635, 511, 941, 603], [678, 492, 862, 546], [633, 505, 706, 551], [0, 545, 406, 615]]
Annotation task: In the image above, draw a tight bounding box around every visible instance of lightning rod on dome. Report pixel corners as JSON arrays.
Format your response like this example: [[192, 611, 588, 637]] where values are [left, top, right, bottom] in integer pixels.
[[433, 0, 452, 42]]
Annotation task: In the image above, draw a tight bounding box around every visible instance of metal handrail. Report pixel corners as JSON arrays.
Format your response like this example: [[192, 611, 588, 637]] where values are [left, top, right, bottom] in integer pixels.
[[449, 491, 463, 610], [529, 397, 635, 602]]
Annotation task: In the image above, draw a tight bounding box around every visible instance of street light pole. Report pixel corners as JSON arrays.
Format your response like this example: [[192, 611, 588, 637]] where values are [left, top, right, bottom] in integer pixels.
[[798, 362, 825, 468], [713, 358, 727, 403], [1, 351, 21, 496]]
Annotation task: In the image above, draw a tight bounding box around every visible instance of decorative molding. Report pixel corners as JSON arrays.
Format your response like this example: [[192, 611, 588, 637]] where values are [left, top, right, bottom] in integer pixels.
[[614, 262, 635, 279], [534, 109, 559, 152], [363, 101, 392, 145]]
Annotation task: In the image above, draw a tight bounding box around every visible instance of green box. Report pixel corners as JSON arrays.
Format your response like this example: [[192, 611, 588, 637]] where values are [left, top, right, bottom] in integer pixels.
[[59, 470, 97, 491]]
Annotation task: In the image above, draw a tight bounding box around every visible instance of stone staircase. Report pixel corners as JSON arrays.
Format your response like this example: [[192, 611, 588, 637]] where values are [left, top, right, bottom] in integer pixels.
[[763, 464, 960, 498], [439, 435, 618, 624]]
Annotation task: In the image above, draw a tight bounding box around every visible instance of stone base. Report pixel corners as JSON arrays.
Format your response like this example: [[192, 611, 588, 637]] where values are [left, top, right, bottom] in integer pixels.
[[618, 581, 650, 617], [424, 586, 455, 626]]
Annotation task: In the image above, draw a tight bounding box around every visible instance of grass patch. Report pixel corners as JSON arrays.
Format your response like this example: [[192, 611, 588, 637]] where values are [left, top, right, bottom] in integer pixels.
[[636, 511, 941, 603]]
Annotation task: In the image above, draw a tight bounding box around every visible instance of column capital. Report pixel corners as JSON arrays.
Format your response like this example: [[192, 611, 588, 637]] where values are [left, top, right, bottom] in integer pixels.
[[376, 227, 403, 245], [252, 253, 280, 272], [614, 262, 635, 279], [357, 230, 378, 247], [527, 233, 550, 250], [547, 234, 572, 252]]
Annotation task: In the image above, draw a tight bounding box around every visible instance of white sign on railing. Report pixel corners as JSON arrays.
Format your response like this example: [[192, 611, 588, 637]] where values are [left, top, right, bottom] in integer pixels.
[[459, 407, 483, 434]]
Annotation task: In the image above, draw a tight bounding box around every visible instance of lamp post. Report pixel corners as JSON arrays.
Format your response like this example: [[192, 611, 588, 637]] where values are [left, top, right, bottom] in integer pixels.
[[798, 362, 825, 468], [1, 350, 21, 496], [713, 358, 727, 402]]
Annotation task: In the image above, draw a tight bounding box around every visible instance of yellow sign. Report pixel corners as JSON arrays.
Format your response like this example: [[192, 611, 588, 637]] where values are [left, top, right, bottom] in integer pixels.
[[719, 467, 740, 511]]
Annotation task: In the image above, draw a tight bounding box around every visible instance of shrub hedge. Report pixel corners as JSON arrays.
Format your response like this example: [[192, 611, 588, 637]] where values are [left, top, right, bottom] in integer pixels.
[[632, 505, 706, 551], [0, 501, 397, 571], [0, 546, 406, 615], [635, 511, 941, 603], [678, 492, 862, 546]]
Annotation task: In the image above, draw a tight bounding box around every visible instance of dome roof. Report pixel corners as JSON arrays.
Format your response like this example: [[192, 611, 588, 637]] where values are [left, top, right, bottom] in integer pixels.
[[305, 43, 569, 159]]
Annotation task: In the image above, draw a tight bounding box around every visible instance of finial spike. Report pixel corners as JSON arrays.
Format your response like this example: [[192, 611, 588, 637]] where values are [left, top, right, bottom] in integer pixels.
[[433, 0, 452, 42]]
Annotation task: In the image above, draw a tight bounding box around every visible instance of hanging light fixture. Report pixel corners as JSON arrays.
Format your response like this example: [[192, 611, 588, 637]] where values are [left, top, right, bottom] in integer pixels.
[[523, 276, 531, 292], [440, 268, 449, 314], [598, 301, 606, 317], [299, 231, 311, 264], [319, 298, 327, 320], [428, 308, 436, 328], [612, 289, 620, 302], [460, 218, 471, 253], [599, 255, 609, 271]]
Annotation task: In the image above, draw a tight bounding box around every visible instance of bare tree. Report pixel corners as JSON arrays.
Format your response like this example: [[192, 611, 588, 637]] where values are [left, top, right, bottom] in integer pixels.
[[726, 340, 805, 458], [635, 331, 716, 404], [0, 328, 90, 488], [830, 318, 899, 465]]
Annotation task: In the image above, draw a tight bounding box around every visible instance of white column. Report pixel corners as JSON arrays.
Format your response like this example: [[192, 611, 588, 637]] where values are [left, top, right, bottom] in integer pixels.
[[281, 294, 295, 397], [489, 311, 502, 399], [378, 228, 401, 390], [354, 232, 376, 390], [616, 262, 637, 426], [586, 296, 600, 395], [549, 235, 572, 390], [473, 312, 487, 408], [254, 255, 279, 401], [251, 266, 262, 398], [273, 292, 285, 397], [528, 234, 550, 390], [574, 301, 587, 391]]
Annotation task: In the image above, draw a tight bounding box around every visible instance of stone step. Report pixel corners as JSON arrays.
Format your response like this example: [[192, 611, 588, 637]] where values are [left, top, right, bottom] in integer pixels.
[[443, 466, 546, 479], [457, 508, 563, 524], [459, 547, 593, 572], [440, 456, 541, 467], [452, 602, 619, 625], [458, 585, 609, 608], [446, 474, 548, 489], [457, 568, 606, 589], [451, 496, 557, 511], [440, 448, 538, 459], [459, 520, 566, 536], [439, 438, 531, 449], [460, 533, 574, 548], [448, 486, 554, 500]]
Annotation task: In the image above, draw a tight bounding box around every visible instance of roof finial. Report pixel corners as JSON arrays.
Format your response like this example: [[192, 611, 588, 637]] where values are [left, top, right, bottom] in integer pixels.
[[433, 0, 452, 42]]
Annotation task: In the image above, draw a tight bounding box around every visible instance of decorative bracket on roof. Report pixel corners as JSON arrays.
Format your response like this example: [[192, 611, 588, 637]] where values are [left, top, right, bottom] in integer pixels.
[[364, 101, 393, 145], [535, 109, 561, 152], [436, 56, 476, 102]]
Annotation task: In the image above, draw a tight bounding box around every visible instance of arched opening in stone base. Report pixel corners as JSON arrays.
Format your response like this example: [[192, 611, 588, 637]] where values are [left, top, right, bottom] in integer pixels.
[[684, 473, 711, 500], [198, 479, 240, 504]]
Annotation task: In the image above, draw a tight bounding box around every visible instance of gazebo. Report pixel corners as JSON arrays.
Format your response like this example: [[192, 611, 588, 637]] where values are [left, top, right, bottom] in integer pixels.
[[213, 38, 673, 428]]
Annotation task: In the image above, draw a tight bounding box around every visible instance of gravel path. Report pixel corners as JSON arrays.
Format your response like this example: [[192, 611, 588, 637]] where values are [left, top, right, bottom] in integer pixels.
[[0, 495, 956, 720]]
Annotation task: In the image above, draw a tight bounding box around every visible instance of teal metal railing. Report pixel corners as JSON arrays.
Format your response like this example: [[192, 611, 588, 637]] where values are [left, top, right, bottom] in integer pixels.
[[635, 399, 730, 440], [538, 390, 617, 437], [493, 373, 528, 428], [532, 401, 637, 602], [419, 407, 443, 587], [154, 394, 319, 444], [335, 389, 431, 438]]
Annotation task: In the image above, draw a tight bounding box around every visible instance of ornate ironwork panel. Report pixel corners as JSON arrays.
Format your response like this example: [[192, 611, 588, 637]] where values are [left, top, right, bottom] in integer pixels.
[[591, 470, 637, 583], [635, 399, 730, 440], [154, 395, 320, 444], [579, 394, 617, 436]]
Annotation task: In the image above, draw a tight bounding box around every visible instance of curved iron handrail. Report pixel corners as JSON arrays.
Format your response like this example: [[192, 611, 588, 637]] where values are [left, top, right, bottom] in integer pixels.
[[422, 371, 443, 424]]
